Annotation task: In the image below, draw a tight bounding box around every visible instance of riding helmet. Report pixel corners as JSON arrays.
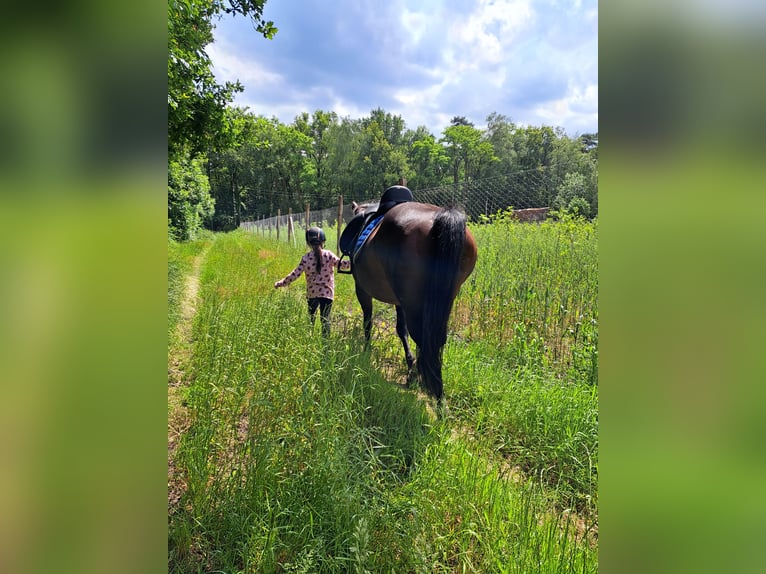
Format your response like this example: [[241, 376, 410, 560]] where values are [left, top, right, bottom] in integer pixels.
[[305, 226, 326, 245]]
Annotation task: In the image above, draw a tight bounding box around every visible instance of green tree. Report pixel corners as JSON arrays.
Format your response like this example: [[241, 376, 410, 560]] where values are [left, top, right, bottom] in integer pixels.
[[168, 0, 276, 160], [553, 172, 594, 217], [484, 112, 518, 177], [358, 121, 393, 195], [354, 117, 412, 197], [440, 124, 496, 184], [168, 156, 215, 240], [365, 108, 407, 148], [408, 129, 449, 189], [294, 110, 339, 199], [205, 107, 260, 230], [325, 117, 364, 199]]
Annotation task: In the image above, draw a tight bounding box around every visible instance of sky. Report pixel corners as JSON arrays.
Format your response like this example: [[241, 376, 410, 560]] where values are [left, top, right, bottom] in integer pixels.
[[208, 0, 597, 138]]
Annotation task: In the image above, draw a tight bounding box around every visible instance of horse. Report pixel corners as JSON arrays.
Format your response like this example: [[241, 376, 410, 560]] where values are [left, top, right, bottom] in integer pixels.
[[346, 192, 477, 412]]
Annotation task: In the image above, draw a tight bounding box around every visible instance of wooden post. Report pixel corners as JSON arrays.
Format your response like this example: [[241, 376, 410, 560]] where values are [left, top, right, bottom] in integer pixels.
[[287, 208, 293, 243], [337, 195, 343, 254], [305, 202, 310, 230], [276, 209, 281, 241], [288, 214, 296, 247]]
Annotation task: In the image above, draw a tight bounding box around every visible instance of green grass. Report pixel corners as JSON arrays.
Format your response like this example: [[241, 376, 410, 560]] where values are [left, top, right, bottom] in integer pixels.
[[463, 212, 598, 385], [168, 222, 598, 573], [168, 233, 212, 343]]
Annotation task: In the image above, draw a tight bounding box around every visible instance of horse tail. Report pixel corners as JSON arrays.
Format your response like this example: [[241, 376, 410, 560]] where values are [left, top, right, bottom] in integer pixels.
[[418, 207, 466, 400]]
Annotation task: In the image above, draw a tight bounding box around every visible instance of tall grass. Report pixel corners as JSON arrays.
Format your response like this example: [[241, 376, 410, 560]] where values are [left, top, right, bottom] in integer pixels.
[[462, 211, 598, 385], [449, 212, 598, 511], [169, 222, 597, 573]]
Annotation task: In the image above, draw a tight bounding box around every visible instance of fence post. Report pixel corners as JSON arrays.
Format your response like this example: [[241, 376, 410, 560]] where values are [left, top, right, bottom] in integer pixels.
[[276, 209, 281, 241], [287, 208, 293, 243], [337, 195, 343, 254], [305, 203, 310, 230]]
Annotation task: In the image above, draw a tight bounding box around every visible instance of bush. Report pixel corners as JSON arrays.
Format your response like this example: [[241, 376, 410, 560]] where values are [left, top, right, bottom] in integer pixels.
[[553, 172, 594, 218], [168, 156, 214, 241]]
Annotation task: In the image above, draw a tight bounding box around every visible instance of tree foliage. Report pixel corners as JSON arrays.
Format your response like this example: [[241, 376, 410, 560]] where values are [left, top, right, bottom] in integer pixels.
[[168, 0, 276, 237], [167, 1, 599, 239], [200, 107, 598, 227], [167, 0, 276, 160], [168, 156, 215, 240]]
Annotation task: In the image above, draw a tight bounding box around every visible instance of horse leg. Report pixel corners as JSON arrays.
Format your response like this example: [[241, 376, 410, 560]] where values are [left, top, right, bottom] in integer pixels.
[[394, 305, 415, 383], [355, 284, 373, 346]]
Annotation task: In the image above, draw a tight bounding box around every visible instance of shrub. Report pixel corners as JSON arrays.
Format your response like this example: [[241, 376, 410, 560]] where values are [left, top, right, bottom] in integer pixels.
[[168, 156, 214, 241]]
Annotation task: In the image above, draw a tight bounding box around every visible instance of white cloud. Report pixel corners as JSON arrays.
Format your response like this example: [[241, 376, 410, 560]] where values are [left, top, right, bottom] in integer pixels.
[[533, 83, 598, 134], [207, 0, 597, 136], [208, 41, 283, 88], [447, 0, 533, 69]]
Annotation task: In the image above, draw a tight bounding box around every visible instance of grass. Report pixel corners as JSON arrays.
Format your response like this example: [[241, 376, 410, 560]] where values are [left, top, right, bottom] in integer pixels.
[[168, 219, 598, 573], [168, 233, 212, 344]]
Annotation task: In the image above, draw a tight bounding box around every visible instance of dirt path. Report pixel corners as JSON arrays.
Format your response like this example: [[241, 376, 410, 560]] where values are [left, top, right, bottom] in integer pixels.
[[168, 245, 209, 512]]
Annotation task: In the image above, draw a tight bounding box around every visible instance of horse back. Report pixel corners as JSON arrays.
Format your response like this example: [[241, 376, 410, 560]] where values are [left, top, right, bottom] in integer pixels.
[[353, 202, 475, 305]]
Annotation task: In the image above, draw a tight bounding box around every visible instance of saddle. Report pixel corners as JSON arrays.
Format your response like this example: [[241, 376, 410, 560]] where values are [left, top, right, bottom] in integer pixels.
[[338, 185, 413, 274]]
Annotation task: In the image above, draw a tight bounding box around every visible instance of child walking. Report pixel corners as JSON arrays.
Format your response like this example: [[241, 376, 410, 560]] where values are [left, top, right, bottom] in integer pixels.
[[274, 227, 350, 336]]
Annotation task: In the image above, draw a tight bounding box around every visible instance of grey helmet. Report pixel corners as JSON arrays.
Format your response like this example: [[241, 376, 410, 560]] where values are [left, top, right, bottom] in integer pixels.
[[305, 226, 326, 245]]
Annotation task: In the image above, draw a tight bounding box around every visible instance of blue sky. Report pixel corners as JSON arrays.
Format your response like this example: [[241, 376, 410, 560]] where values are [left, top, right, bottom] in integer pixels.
[[209, 0, 597, 137]]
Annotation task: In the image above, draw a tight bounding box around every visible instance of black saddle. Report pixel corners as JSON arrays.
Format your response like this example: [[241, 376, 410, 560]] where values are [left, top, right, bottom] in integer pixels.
[[338, 185, 413, 273]]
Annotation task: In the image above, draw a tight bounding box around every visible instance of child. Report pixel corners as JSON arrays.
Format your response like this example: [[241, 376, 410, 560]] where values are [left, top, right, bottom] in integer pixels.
[[274, 226, 350, 336]]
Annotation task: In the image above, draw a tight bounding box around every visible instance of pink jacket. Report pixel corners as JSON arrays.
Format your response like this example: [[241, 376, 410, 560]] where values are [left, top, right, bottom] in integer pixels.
[[275, 249, 350, 300]]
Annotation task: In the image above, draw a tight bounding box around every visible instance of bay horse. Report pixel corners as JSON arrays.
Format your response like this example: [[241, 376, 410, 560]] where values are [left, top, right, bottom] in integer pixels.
[[347, 192, 477, 412]]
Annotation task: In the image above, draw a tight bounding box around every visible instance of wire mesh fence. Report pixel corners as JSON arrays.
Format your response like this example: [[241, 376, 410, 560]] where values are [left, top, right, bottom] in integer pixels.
[[240, 169, 557, 241]]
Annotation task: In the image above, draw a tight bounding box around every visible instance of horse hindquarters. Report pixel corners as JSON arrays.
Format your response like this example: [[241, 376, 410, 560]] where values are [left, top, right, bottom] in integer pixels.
[[417, 208, 466, 400]]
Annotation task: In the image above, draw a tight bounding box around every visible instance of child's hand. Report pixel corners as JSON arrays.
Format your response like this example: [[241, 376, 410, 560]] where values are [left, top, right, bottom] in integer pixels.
[[274, 280, 283, 288]]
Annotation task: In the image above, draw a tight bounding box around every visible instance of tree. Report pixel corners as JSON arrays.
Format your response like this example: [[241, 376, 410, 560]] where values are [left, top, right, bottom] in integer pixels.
[[365, 108, 407, 148], [358, 121, 394, 195], [450, 116, 474, 127], [579, 133, 599, 156], [205, 107, 259, 230], [440, 124, 496, 184], [484, 112, 518, 177], [553, 172, 594, 217], [294, 110, 339, 199], [168, 156, 215, 240], [325, 117, 364, 199], [408, 130, 449, 189], [167, 0, 276, 159]]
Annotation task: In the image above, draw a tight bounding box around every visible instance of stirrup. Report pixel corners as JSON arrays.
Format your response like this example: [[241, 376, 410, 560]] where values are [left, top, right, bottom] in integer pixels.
[[337, 253, 353, 274]]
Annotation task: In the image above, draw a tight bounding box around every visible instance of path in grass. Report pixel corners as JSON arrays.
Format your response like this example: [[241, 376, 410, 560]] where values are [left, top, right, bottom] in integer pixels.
[[168, 243, 210, 512]]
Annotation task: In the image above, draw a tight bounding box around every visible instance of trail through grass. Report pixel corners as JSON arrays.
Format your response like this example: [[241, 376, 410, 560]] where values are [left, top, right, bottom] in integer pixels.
[[168, 221, 597, 573]]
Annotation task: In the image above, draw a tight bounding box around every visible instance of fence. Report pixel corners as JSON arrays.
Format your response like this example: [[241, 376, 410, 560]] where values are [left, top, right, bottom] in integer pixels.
[[239, 169, 557, 245]]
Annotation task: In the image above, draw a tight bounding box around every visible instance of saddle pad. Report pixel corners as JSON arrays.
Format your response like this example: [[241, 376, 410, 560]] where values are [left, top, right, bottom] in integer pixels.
[[354, 215, 384, 256]]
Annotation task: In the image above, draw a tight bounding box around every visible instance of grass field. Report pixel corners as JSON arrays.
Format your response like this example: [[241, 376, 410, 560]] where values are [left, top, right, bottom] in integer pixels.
[[168, 215, 598, 573]]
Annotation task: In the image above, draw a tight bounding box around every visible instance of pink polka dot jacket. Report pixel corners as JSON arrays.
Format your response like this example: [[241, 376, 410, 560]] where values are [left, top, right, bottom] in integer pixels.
[[274, 249, 350, 300]]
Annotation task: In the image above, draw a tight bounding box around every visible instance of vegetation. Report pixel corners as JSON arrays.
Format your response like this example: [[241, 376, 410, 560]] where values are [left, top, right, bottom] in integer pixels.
[[202, 111, 598, 231], [167, 4, 598, 571], [168, 234, 211, 342], [168, 217, 598, 573], [168, 0, 276, 160], [166, 1, 598, 235], [168, 157, 215, 241]]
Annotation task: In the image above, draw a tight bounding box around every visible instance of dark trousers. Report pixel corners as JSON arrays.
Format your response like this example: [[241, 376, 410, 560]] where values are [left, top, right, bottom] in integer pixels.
[[307, 297, 333, 337]]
